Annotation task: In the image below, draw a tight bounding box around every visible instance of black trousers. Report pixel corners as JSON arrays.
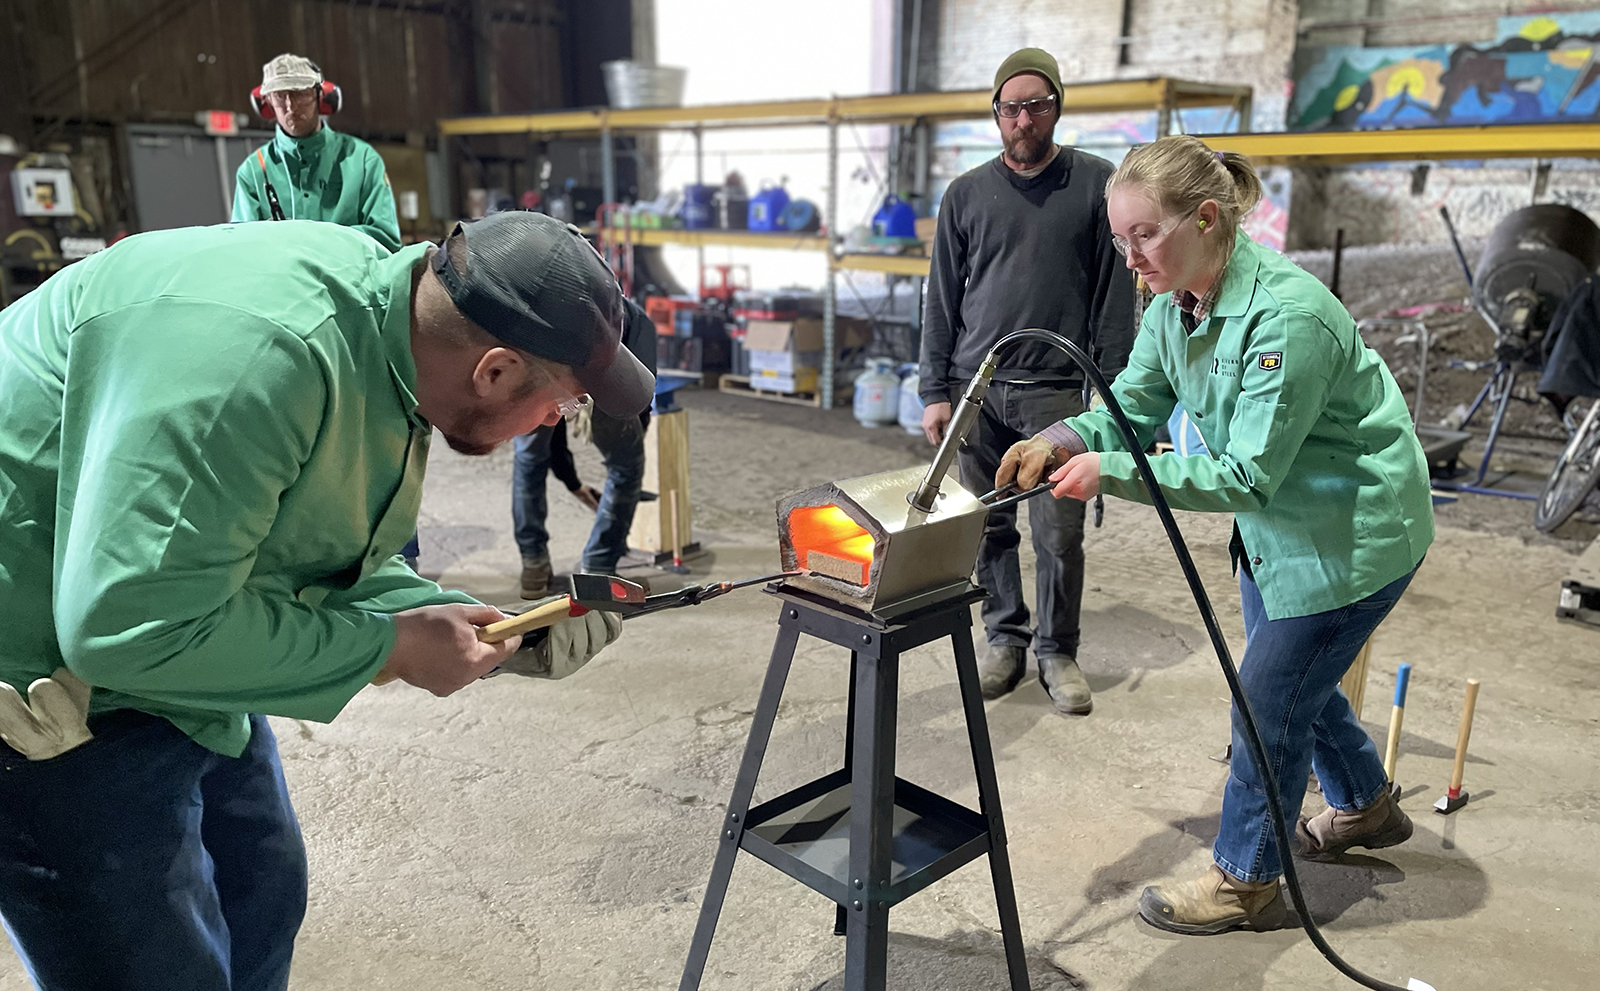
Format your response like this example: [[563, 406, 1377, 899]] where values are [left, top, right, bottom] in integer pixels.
[[953, 381, 1087, 659]]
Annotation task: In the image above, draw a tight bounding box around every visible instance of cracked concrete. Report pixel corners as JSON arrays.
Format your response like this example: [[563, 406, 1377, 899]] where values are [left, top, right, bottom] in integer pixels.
[[3, 388, 1594, 991]]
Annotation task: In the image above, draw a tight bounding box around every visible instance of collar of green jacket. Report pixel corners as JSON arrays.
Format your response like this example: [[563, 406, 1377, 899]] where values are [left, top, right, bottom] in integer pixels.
[[274, 122, 331, 161], [377, 243, 429, 424], [1208, 229, 1262, 322]]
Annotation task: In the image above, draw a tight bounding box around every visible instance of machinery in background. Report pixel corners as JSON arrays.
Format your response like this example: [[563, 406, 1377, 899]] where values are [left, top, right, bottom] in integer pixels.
[[1437, 204, 1600, 500], [2, 139, 111, 309], [1557, 534, 1600, 631]]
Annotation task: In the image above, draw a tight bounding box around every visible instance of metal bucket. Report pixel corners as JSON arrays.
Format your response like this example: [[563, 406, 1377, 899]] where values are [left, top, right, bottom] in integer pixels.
[[601, 61, 688, 109]]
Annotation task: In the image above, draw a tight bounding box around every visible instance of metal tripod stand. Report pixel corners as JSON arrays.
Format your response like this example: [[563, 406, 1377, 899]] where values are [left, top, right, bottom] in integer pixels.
[[677, 583, 1029, 991]]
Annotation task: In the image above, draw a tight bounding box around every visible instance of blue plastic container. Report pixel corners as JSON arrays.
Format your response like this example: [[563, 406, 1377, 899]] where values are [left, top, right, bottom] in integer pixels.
[[748, 182, 790, 232], [872, 194, 917, 238], [682, 184, 717, 229]]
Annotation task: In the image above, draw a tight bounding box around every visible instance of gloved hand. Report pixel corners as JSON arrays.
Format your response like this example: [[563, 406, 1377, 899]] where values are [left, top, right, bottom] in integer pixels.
[[0, 668, 94, 761], [486, 609, 623, 680], [996, 436, 1062, 491]]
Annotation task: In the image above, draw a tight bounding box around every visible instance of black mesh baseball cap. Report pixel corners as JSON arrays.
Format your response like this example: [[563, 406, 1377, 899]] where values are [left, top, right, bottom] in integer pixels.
[[430, 212, 654, 417]]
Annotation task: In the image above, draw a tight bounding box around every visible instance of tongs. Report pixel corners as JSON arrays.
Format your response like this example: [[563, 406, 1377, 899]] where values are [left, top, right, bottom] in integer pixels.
[[977, 481, 1054, 511], [474, 569, 804, 642]]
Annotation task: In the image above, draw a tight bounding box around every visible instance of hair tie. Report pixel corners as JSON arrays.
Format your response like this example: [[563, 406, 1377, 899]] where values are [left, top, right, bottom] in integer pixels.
[[1216, 151, 1226, 163]]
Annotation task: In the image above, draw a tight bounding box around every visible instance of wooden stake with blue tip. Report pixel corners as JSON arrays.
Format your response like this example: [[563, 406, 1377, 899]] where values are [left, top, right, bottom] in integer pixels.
[[1382, 662, 1412, 783]]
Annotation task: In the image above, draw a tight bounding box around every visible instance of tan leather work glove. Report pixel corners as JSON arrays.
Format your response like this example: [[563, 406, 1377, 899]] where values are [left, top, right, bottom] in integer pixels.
[[996, 436, 1063, 491], [0, 668, 93, 760], [485, 609, 623, 680]]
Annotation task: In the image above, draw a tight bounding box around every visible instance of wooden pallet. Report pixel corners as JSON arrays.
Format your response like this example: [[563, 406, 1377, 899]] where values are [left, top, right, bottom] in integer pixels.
[[718, 373, 835, 408]]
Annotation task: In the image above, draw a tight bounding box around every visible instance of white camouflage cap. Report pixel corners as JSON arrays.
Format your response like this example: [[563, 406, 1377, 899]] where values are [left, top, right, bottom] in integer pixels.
[[260, 53, 320, 95]]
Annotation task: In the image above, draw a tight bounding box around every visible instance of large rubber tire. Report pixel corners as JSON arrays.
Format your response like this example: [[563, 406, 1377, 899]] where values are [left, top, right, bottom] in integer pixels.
[[1535, 401, 1600, 532]]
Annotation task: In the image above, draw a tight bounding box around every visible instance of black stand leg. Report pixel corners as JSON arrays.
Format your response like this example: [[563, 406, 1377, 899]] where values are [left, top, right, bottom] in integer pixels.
[[834, 650, 860, 938], [845, 643, 899, 990], [951, 627, 1030, 991], [679, 624, 802, 991]]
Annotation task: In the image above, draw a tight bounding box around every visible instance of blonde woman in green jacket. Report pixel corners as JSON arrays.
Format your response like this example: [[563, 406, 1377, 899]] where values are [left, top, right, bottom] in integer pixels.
[[998, 135, 1434, 936]]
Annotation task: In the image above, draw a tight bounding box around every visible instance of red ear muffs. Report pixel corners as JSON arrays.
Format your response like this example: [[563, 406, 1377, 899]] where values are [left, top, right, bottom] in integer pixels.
[[250, 80, 341, 119]]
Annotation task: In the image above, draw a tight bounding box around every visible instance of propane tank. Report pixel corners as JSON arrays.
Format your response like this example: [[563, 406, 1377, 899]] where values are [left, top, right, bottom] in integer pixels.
[[898, 363, 924, 434], [853, 358, 900, 428]]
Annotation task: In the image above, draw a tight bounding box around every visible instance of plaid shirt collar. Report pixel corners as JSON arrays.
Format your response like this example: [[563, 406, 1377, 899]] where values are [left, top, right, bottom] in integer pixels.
[[1169, 239, 1236, 330]]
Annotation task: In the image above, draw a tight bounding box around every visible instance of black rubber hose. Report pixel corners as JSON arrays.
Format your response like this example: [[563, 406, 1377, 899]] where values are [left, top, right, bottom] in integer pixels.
[[989, 328, 1408, 991]]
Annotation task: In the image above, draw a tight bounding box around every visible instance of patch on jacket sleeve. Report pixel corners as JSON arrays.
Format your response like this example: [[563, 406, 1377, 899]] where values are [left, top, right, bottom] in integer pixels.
[[1258, 351, 1283, 371]]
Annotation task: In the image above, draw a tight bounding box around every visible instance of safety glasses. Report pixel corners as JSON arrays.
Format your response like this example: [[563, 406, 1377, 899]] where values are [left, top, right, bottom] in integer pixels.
[[1111, 208, 1199, 256], [993, 94, 1058, 119], [557, 393, 593, 418]]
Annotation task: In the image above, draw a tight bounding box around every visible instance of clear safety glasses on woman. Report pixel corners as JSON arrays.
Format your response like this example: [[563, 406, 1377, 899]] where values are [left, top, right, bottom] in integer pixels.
[[1112, 207, 1199, 256]]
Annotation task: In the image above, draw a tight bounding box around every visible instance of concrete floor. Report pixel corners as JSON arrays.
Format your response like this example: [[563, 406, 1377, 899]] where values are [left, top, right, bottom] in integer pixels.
[[3, 389, 1595, 991]]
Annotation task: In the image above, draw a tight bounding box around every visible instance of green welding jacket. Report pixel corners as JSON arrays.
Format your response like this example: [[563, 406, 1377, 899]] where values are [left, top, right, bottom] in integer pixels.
[[0, 221, 475, 757], [1063, 231, 1434, 621], [232, 124, 402, 252]]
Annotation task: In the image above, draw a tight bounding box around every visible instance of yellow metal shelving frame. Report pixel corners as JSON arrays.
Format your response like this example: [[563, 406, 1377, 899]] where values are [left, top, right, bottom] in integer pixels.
[[1200, 122, 1600, 165], [438, 78, 1254, 137], [441, 78, 1254, 404]]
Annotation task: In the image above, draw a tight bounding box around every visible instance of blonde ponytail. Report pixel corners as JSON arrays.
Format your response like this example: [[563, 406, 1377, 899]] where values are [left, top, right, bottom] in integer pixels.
[[1107, 136, 1262, 242]]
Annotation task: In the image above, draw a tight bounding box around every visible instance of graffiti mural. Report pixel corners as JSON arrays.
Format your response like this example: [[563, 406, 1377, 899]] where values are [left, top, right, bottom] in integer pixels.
[[1294, 12, 1600, 130]]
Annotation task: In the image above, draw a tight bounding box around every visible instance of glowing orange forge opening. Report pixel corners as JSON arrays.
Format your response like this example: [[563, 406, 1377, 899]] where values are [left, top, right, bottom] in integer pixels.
[[786, 504, 876, 586]]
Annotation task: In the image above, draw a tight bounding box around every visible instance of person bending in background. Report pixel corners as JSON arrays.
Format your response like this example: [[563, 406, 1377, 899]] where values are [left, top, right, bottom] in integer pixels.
[[998, 135, 1434, 935], [514, 299, 657, 598], [919, 47, 1136, 715]]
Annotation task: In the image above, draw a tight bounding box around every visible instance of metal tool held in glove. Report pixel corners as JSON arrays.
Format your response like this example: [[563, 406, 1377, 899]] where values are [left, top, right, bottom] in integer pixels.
[[475, 569, 804, 643]]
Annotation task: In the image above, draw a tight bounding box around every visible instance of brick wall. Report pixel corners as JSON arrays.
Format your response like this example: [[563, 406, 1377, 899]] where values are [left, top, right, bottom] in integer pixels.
[[938, 0, 1298, 131], [932, 0, 1600, 249]]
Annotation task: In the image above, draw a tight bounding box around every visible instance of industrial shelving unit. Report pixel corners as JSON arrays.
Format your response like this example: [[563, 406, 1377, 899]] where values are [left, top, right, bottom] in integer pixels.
[[1203, 122, 1600, 164], [438, 78, 1254, 406]]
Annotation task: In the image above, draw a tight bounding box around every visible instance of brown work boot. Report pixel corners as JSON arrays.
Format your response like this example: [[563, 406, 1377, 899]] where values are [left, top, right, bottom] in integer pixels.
[[977, 644, 1025, 699], [1138, 864, 1286, 935], [1297, 786, 1413, 861], [1038, 655, 1092, 715], [520, 556, 552, 600]]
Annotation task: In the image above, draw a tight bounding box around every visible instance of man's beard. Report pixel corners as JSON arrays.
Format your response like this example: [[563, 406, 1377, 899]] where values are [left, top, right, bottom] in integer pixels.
[[442, 433, 499, 456], [1005, 129, 1051, 167]]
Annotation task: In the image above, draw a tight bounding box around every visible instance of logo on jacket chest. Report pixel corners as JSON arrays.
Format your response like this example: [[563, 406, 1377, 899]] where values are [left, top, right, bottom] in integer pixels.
[[1211, 356, 1243, 378]]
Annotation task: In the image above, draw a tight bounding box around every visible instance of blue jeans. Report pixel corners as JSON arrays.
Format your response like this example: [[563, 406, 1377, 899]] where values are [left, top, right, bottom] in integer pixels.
[[0, 711, 307, 990], [1214, 565, 1417, 882], [513, 412, 646, 573]]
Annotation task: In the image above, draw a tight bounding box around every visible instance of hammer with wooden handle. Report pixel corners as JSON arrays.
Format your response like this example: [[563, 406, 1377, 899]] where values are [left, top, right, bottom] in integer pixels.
[[1382, 662, 1411, 783], [1434, 677, 1481, 815], [370, 578, 647, 686]]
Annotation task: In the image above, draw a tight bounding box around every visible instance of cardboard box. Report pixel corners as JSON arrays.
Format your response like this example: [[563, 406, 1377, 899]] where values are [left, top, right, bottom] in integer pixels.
[[748, 348, 823, 375], [744, 317, 871, 356], [915, 216, 937, 242], [752, 367, 819, 394]]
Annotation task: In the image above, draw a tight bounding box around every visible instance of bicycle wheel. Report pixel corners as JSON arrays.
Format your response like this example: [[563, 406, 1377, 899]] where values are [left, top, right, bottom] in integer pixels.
[[1535, 400, 1600, 532]]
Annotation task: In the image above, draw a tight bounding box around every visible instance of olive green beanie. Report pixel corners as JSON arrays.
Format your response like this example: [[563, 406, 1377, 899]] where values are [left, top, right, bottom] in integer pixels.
[[991, 48, 1063, 106]]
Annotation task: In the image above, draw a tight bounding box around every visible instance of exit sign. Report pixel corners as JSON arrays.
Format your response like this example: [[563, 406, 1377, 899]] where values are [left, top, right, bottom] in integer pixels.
[[200, 110, 241, 136]]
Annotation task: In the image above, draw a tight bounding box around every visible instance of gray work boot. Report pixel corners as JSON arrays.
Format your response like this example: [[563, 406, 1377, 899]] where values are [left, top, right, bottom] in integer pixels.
[[1296, 785, 1413, 861], [520, 556, 552, 600], [1038, 655, 1093, 715], [977, 644, 1026, 700]]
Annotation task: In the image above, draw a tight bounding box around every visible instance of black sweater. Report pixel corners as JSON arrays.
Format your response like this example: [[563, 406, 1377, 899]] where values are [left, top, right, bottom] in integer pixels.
[[919, 148, 1137, 403]]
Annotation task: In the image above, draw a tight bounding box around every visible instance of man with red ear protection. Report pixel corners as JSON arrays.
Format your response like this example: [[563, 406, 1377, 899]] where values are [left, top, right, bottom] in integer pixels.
[[231, 53, 401, 251]]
